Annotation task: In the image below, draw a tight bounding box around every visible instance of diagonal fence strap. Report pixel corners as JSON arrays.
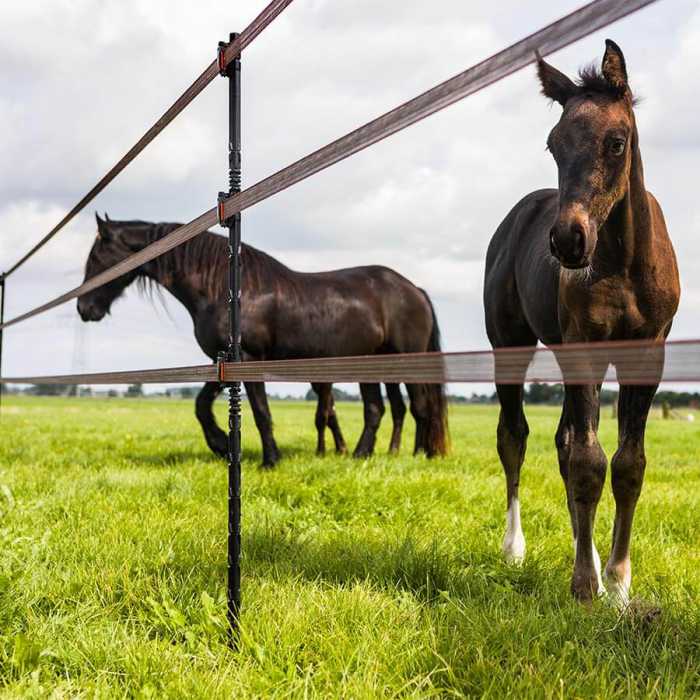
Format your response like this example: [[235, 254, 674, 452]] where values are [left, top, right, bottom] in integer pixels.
[[0, 0, 659, 330], [0, 209, 218, 329], [2, 0, 295, 279], [219, 0, 660, 222], [2, 340, 698, 387]]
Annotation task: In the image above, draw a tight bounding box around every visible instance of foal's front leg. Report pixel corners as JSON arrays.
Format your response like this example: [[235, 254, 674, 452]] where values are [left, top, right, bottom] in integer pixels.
[[604, 383, 657, 608], [565, 384, 607, 600]]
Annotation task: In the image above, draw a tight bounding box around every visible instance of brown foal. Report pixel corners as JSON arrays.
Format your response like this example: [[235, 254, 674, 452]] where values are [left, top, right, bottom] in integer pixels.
[[483, 40, 679, 603]]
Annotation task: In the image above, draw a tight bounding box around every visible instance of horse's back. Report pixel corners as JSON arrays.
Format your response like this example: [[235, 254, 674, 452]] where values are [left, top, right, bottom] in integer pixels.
[[484, 189, 562, 347]]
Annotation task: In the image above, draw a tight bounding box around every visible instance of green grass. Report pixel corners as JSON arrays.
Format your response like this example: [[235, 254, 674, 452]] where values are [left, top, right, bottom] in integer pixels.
[[0, 396, 698, 698]]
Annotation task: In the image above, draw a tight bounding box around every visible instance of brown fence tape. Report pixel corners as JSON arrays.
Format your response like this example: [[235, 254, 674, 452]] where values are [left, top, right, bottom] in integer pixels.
[[2, 340, 698, 387], [3, 0, 295, 279], [1, 364, 216, 386]]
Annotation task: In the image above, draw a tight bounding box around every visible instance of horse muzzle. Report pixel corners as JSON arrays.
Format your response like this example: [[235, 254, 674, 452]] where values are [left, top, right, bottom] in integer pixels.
[[77, 299, 106, 322], [549, 218, 594, 270]]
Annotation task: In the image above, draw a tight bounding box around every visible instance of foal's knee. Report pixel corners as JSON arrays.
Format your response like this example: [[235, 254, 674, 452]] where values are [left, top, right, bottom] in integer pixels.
[[497, 412, 528, 465], [570, 438, 607, 504]]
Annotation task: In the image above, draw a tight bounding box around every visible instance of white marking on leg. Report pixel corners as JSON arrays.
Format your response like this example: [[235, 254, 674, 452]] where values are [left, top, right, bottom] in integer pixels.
[[503, 498, 526, 564], [592, 541, 604, 596], [573, 537, 605, 597], [604, 560, 631, 609]]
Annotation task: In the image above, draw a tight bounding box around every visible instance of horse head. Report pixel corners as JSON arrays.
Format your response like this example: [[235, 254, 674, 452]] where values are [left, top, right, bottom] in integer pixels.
[[537, 40, 636, 270], [77, 213, 146, 321]]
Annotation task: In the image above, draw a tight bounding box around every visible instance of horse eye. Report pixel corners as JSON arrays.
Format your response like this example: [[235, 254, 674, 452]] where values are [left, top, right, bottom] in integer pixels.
[[610, 139, 626, 156]]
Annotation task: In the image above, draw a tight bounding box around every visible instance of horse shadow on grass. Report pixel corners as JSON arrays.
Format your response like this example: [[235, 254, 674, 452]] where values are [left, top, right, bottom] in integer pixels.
[[121, 443, 316, 469]]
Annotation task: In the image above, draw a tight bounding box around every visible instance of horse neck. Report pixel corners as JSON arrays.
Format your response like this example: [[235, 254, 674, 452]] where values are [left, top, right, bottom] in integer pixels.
[[600, 120, 654, 275], [139, 238, 215, 320]]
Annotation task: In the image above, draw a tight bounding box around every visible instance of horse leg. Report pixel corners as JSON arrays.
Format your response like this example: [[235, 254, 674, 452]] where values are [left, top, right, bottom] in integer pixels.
[[195, 382, 227, 458], [604, 383, 657, 608], [244, 381, 280, 468], [312, 382, 329, 456], [565, 383, 607, 600], [495, 382, 529, 563], [556, 393, 603, 587], [352, 383, 385, 458], [385, 383, 406, 454], [405, 384, 428, 455], [326, 390, 347, 454]]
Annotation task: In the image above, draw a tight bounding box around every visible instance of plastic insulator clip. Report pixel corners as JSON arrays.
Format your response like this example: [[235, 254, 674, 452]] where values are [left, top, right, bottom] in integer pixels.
[[217, 351, 231, 383], [217, 41, 228, 76], [217, 192, 228, 226]]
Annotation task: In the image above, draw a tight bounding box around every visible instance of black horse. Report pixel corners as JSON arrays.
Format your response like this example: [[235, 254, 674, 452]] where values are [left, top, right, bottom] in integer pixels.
[[77, 216, 448, 465]]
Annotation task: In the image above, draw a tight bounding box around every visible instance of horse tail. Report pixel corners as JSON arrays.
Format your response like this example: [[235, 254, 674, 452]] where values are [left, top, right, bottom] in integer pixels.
[[419, 288, 449, 457]]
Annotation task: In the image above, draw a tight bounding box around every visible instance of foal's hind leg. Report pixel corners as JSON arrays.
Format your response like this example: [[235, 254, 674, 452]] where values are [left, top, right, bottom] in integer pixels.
[[385, 383, 406, 454], [496, 382, 529, 563], [604, 383, 657, 608], [353, 383, 385, 458]]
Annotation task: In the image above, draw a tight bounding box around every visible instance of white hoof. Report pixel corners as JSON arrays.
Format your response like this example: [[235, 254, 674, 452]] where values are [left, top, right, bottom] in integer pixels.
[[503, 529, 526, 564], [604, 565, 631, 610]]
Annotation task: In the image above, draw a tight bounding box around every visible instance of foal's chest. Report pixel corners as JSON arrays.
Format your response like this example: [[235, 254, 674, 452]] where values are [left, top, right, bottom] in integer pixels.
[[559, 272, 677, 341]]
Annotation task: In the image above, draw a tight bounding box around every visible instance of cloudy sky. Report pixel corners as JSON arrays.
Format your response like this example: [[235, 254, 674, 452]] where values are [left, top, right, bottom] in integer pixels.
[[1, 0, 698, 396]]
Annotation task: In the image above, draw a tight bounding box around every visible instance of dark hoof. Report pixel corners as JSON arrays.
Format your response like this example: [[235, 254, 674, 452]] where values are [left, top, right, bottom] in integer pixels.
[[207, 436, 229, 459], [571, 574, 602, 603], [261, 448, 281, 469], [352, 448, 373, 459]]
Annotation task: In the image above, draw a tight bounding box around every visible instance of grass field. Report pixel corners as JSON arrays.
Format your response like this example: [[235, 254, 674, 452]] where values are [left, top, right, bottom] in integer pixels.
[[0, 395, 698, 698]]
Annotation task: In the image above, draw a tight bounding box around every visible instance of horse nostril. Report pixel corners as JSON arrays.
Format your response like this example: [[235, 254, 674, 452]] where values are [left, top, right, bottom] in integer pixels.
[[571, 223, 585, 258]]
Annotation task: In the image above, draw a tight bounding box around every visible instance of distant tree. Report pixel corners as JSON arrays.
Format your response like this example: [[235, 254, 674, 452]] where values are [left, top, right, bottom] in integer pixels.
[[180, 387, 195, 398], [107, 389, 119, 398], [29, 383, 77, 396], [125, 383, 143, 397], [305, 387, 360, 401]]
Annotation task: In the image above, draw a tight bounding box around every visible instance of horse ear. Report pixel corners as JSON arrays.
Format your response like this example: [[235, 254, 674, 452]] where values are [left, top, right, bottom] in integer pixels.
[[535, 51, 578, 106], [95, 211, 112, 241], [602, 39, 628, 95]]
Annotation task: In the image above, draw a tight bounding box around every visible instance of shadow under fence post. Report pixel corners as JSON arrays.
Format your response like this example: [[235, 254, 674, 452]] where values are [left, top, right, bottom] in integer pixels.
[[217, 32, 243, 648]]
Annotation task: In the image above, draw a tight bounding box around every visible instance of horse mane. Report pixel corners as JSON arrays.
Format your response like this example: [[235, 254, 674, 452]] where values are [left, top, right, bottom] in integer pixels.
[[131, 221, 291, 302], [576, 64, 638, 105]]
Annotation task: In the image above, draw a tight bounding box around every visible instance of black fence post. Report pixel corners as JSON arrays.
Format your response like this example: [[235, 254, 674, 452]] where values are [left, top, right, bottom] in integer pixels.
[[0, 275, 5, 413], [217, 33, 242, 645]]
